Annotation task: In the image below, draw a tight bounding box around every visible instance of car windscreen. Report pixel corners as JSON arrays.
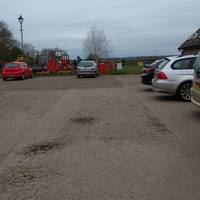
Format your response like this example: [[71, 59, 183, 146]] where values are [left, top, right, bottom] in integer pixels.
[[153, 60, 164, 68], [194, 54, 200, 78], [78, 62, 94, 68], [4, 63, 19, 68], [148, 60, 158, 67], [144, 60, 158, 68], [157, 59, 170, 70], [145, 60, 163, 68]]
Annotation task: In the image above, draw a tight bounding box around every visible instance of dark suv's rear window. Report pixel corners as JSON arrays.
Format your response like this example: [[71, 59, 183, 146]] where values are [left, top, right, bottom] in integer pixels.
[[4, 63, 19, 68]]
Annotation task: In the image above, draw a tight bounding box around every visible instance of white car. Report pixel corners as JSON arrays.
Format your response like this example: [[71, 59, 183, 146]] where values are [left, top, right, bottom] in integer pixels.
[[77, 61, 99, 78], [152, 55, 197, 101]]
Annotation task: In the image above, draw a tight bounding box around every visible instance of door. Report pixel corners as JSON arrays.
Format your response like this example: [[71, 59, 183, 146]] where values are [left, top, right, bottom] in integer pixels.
[[23, 63, 30, 77], [170, 57, 196, 81]]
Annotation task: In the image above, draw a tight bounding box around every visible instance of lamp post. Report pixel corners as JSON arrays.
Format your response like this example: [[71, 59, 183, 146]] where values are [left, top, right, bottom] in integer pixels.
[[18, 14, 24, 52]]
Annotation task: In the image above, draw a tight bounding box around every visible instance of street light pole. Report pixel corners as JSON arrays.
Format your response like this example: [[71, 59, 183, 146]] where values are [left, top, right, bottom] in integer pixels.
[[18, 15, 24, 52]]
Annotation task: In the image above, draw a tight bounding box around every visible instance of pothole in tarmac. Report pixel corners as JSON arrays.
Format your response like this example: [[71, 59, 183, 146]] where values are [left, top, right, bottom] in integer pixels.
[[0, 165, 58, 191], [71, 116, 96, 124], [20, 140, 66, 157]]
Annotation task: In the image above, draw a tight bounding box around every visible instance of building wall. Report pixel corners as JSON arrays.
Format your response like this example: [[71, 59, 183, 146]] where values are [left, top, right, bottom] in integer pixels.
[[181, 46, 200, 55]]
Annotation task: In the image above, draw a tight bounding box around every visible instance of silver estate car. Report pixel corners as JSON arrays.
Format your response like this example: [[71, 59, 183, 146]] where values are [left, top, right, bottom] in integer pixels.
[[77, 61, 99, 78], [152, 55, 197, 101]]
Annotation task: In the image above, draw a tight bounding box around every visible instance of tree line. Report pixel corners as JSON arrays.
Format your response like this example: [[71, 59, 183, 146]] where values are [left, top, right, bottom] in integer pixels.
[[0, 21, 36, 67], [0, 20, 112, 67], [0, 21, 23, 66]]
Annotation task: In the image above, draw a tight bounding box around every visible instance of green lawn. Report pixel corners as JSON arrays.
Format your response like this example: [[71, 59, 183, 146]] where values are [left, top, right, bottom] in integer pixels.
[[35, 71, 74, 77], [34, 64, 143, 77], [0, 65, 143, 79], [105, 64, 143, 75]]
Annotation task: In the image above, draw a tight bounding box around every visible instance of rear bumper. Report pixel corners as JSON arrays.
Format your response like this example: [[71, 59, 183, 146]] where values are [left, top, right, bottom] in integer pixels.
[[77, 70, 97, 75], [141, 73, 154, 85], [2, 72, 22, 78], [191, 87, 200, 107], [152, 79, 177, 95]]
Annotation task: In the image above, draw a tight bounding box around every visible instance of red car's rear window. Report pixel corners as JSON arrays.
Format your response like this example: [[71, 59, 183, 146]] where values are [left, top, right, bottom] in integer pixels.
[[4, 63, 19, 68]]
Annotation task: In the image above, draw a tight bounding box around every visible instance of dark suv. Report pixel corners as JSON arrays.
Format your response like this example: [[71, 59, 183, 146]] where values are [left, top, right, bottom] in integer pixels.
[[141, 59, 164, 85]]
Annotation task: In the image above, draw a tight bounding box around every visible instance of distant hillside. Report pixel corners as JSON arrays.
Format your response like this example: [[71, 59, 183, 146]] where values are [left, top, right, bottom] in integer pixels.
[[102, 55, 177, 65]]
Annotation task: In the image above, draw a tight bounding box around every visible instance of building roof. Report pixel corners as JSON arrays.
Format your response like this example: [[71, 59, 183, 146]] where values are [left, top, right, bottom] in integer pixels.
[[178, 28, 200, 51]]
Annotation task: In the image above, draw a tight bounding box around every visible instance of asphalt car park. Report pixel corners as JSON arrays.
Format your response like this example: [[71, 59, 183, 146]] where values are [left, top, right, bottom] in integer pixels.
[[0, 75, 200, 200]]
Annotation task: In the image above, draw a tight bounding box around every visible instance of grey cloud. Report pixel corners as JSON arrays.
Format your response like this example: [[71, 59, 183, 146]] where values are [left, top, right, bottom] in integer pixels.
[[0, 0, 199, 58]]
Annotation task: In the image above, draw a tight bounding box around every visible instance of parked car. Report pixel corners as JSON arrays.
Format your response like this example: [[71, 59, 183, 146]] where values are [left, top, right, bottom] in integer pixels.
[[2, 62, 33, 81], [141, 59, 164, 85], [191, 52, 200, 106], [76, 61, 99, 78], [152, 55, 197, 101], [32, 64, 48, 74]]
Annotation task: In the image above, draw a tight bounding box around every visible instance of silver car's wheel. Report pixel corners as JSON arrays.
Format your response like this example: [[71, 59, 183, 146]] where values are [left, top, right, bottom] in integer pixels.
[[178, 82, 192, 101]]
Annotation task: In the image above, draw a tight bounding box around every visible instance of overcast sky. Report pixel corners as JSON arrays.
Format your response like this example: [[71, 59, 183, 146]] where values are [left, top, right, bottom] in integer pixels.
[[0, 0, 199, 58]]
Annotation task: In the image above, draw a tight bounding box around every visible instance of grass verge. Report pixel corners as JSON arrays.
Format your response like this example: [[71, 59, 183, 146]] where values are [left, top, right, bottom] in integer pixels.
[[105, 65, 143, 75], [0, 65, 143, 79]]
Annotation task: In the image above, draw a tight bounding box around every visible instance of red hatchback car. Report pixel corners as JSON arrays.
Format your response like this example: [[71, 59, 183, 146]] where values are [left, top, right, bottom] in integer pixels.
[[2, 62, 33, 81]]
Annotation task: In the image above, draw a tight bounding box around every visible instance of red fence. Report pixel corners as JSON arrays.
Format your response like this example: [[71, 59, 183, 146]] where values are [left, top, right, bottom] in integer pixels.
[[99, 62, 116, 74]]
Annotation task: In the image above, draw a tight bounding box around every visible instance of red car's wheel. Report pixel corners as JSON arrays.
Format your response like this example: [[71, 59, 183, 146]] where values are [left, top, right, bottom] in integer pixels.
[[21, 74, 25, 80], [30, 72, 33, 78]]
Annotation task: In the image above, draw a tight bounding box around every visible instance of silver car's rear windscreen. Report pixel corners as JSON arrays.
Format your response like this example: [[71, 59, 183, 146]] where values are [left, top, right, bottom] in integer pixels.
[[157, 59, 170, 70], [78, 62, 94, 68]]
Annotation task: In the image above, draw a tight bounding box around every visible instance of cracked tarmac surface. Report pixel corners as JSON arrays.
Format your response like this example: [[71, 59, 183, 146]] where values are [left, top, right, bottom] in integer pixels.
[[0, 75, 200, 200]]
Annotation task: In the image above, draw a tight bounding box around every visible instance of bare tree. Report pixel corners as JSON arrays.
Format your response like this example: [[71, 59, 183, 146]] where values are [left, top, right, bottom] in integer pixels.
[[23, 43, 37, 54], [83, 25, 111, 62]]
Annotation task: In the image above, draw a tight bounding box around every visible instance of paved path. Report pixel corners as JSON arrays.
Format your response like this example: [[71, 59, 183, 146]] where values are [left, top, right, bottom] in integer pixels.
[[0, 76, 199, 200]]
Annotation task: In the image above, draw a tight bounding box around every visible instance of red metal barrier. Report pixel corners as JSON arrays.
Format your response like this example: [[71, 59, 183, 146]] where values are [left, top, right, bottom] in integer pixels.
[[99, 63, 106, 74], [99, 62, 116, 74], [106, 62, 115, 72], [48, 60, 59, 74]]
